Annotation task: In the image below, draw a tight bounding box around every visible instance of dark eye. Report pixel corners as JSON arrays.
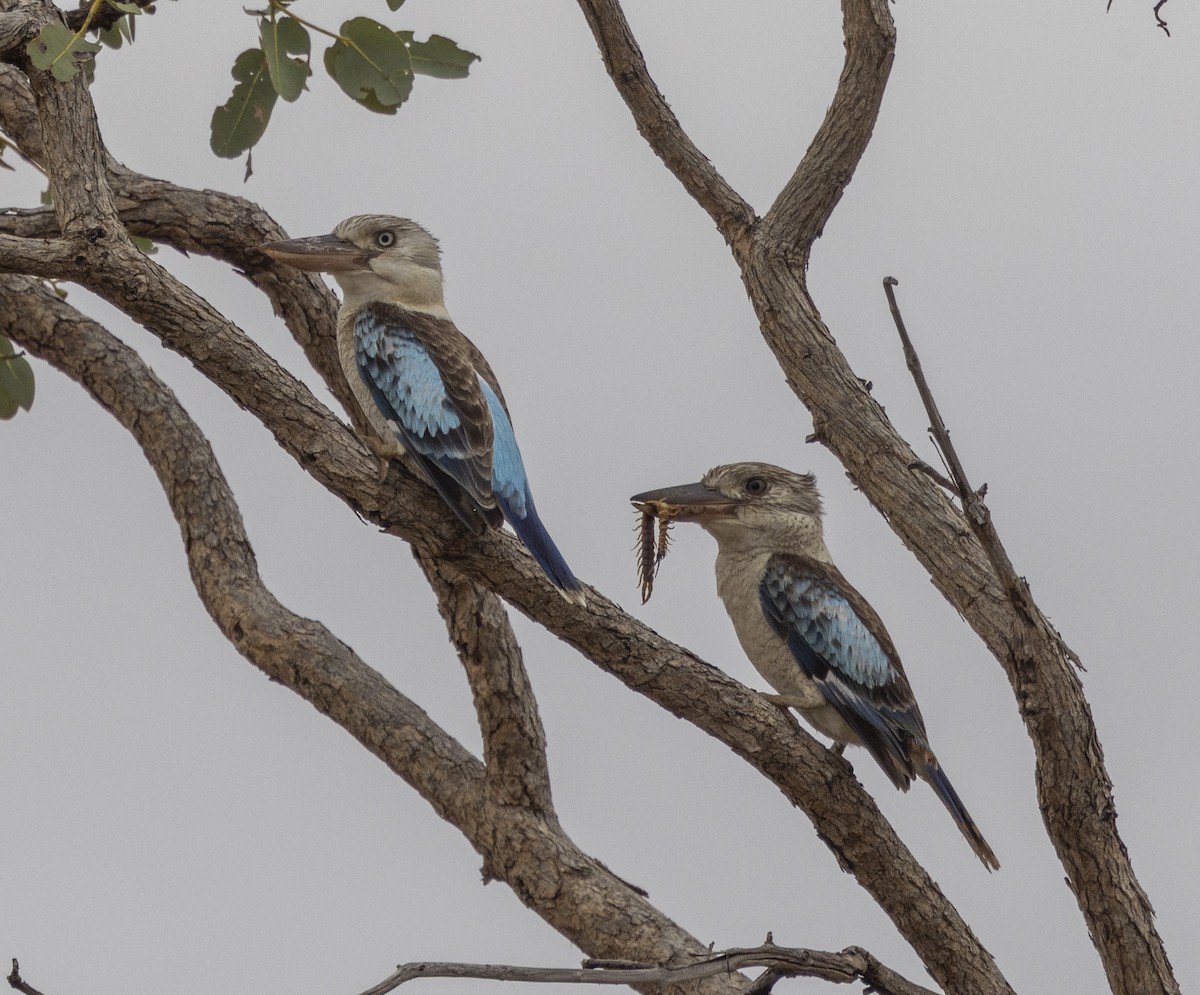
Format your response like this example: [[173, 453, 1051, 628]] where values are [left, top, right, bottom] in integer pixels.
[[376, 231, 396, 248], [745, 476, 768, 496]]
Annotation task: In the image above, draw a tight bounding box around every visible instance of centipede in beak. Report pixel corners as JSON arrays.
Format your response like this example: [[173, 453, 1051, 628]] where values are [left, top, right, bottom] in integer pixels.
[[635, 501, 674, 603]]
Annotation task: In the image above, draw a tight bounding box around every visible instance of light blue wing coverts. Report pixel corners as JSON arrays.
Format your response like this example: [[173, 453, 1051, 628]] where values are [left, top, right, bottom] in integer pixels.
[[354, 302, 581, 597]]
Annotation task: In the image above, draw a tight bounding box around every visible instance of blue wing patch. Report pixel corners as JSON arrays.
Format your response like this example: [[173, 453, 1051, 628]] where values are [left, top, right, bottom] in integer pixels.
[[760, 554, 924, 788], [355, 310, 469, 454], [353, 306, 496, 516], [761, 560, 897, 687], [477, 376, 580, 596], [478, 376, 528, 519], [350, 306, 581, 599]]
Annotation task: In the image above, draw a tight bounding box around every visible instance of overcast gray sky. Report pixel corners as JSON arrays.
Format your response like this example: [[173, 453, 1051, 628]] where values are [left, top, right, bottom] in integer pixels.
[[4, 2, 1198, 993]]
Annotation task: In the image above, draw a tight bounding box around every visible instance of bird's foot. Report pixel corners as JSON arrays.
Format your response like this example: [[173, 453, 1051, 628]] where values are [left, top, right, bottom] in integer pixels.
[[361, 435, 402, 483]]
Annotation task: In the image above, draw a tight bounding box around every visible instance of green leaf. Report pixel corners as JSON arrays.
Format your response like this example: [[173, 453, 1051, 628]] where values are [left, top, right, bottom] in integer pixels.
[[106, 1, 142, 12], [99, 21, 123, 49], [26, 21, 102, 82], [210, 47, 278, 160], [99, 13, 136, 50], [0, 338, 35, 420], [130, 234, 157, 255], [260, 16, 311, 103], [324, 17, 412, 114], [399, 33, 479, 80], [385, 0, 406, 9]]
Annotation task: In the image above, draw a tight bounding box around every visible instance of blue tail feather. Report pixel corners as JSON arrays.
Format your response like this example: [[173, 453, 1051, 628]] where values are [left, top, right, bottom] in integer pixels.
[[919, 758, 1000, 870], [500, 492, 585, 605]]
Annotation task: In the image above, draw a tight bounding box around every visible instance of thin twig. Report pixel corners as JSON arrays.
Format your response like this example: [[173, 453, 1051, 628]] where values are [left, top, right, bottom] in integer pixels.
[[7, 960, 48, 995], [907, 459, 956, 494], [882, 277, 979, 513], [882, 277, 1083, 673]]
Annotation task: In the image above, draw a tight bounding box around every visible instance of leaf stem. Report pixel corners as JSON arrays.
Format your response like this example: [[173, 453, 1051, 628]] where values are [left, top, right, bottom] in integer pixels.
[[51, 0, 104, 72], [265, 0, 342, 43]]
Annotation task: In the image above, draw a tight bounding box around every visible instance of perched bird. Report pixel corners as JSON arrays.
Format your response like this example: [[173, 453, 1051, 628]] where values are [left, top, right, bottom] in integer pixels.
[[262, 215, 584, 605], [631, 462, 998, 868]]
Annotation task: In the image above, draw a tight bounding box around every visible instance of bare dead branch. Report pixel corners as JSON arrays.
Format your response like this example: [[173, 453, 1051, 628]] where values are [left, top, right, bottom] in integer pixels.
[[356, 943, 938, 995], [6, 960, 48, 995], [1154, 0, 1171, 35], [883, 278, 982, 515], [876, 280, 1180, 995]]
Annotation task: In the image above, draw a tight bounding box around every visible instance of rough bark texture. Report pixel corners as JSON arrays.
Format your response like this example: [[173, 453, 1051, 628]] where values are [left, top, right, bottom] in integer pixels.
[[0, 1, 1179, 994]]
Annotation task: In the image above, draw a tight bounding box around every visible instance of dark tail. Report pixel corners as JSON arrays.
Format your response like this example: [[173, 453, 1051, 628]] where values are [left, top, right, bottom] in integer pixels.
[[919, 756, 1000, 870], [501, 493, 586, 606]]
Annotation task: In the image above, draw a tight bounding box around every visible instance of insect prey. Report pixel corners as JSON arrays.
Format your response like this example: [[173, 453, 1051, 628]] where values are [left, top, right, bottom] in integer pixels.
[[636, 501, 674, 604]]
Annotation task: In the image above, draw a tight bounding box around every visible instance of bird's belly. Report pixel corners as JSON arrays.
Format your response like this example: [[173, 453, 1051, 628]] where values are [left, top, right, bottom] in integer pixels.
[[728, 606, 826, 707]]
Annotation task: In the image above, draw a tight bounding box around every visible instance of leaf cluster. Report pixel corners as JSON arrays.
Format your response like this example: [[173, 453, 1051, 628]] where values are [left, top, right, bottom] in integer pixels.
[[22, 1, 476, 180], [210, 2, 479, 176]]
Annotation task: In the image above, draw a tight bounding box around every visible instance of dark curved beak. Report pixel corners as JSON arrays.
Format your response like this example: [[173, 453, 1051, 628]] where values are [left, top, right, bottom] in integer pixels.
[[260, 233, 369, 273], [630, 481, 739, 521]]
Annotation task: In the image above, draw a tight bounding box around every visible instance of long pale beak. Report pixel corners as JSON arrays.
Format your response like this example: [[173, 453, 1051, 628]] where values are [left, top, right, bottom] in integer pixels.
[[260, 233, 370, 273], [630, 481, 739, 521]]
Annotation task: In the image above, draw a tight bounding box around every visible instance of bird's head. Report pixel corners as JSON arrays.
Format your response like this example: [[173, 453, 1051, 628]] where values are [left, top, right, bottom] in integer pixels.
[[261, 214, 446, 313], [631, 462, 826, 553]]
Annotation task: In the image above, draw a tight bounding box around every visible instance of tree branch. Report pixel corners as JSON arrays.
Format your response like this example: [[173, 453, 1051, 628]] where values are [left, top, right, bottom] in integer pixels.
[[573, 0, 756, 254], [879, 279, 1170, 995], [759, 0, 894, 264], [413, 552, 555, 818], [356, 943, 938, 995], [6, 959, 47, 995]]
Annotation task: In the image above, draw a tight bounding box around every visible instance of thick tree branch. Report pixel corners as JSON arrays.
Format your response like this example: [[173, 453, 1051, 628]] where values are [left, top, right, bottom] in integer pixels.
[[0, 272, 490, 838], [414, 552, 555, 817], [0, 64, 356, 425], [0, 12, 31, 56]]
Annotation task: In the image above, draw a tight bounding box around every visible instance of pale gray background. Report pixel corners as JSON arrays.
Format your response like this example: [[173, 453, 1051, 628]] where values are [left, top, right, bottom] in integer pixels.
[[3, 2, 1197, 993]]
